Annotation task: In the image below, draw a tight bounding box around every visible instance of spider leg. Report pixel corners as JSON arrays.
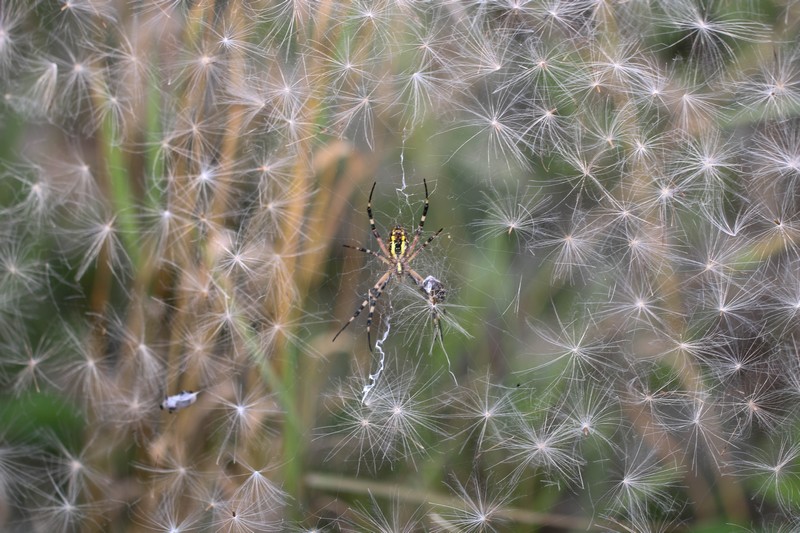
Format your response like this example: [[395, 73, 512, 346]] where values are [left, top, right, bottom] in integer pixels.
[[365, 271, 392, 352], [343, 244, 393, 267], [367, 182, 391, 259], [406, 227, 443, 264], [332, 270, 392, 350], [407, 179, 430, 254], [405, 267, 425, 286]]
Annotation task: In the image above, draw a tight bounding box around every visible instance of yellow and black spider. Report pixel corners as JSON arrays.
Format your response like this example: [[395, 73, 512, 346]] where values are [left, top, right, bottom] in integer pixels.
[[333, 180, 444, 350]]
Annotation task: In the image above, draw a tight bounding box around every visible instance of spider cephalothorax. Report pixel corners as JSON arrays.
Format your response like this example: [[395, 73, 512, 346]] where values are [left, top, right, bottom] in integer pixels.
[[333, 180, 445, 350]]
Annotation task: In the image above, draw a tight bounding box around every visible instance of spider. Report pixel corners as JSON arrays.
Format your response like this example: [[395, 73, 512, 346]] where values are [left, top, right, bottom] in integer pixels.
[[333, 180, 444, 350]]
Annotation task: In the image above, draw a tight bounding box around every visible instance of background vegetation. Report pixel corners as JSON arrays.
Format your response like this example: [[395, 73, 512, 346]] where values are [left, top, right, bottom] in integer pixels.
[[1, 0, 800, 531]]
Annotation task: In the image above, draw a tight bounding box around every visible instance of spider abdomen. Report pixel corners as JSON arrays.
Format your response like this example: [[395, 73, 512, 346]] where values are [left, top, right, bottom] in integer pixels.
[[389, 226, 408, 263]]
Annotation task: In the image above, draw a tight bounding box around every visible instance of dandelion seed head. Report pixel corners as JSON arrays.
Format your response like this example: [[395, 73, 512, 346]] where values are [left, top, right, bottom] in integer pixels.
[[2, 0, 798, 528]]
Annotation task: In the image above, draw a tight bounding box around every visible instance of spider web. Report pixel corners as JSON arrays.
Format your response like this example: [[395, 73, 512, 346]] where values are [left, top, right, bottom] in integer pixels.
[[361, 314, 391, 404]]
